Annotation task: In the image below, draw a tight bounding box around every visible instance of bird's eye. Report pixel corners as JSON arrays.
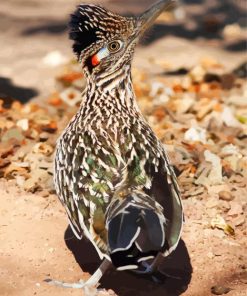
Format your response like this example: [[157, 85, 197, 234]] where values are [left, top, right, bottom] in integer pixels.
[[107, 40, 123, 53]]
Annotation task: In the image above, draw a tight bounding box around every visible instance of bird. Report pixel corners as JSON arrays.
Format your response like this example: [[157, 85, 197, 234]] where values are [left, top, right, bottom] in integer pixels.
[[52, 0, 183, 291]]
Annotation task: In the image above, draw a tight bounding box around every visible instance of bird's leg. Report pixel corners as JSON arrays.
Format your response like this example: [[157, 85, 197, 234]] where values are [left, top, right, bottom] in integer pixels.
[[135, 252, 182, 280], [135, 252, 164, 275], [45, 258, 112, 289]]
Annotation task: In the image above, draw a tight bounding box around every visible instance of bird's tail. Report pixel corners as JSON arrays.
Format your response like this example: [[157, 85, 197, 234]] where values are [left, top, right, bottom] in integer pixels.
[[106, 193, 166, 271]]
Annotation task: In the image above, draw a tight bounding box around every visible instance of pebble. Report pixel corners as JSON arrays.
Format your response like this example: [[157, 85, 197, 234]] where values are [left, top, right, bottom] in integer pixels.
[[16, 118, 29, 131], [207, 251, 214, 259], [232, 215, 245, 226], [48, 247, 54, 253], [39, 132, 50, 142], [213, 229, 225, 239], [40, 190, 50, 198], [218, 191, 234, 201], [223, 23, 243, 39], [227, 201, 243, 216], [184, 126, 207, 144], [204, 228, 225, 239], [219, 200, 231, 212], [206, 198, 219, 209], [15, 176, 25, 187], [189, 65, 206, 83], [211, 285, 231, 295]]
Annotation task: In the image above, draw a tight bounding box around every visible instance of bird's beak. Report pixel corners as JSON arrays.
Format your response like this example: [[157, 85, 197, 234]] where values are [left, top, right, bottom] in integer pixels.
[[135, 0, 177, 38]]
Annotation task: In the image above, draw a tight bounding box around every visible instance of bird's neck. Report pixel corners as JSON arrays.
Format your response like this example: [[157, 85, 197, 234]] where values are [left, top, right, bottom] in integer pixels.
[[82, 65, 141, 116]]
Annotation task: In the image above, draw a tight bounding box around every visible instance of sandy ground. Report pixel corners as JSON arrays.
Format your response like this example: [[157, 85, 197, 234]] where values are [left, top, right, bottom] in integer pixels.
[[1, 180, 246, 296], [0, 1, 247, 296]]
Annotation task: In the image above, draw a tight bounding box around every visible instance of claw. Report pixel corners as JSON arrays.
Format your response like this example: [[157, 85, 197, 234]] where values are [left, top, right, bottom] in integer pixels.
[[45, 258, 112, 290], [134, 252, 165, 274], [44, 278, 85, 289]]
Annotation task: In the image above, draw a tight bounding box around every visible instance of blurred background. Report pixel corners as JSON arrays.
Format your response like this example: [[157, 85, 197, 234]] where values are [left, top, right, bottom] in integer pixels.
[[0, 0, 246, 102]]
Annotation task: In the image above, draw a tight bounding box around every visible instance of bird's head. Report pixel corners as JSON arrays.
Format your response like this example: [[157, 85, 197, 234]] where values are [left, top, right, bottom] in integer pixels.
[[69, 0, 177, 78]]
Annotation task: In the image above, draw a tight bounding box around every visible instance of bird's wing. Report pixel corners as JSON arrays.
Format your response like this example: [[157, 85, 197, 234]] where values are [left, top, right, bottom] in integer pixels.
[[163, 160, 183, 256], [54, 129, 126, 258], [146, 151, 183, 257], [126, 120, 183, 256]]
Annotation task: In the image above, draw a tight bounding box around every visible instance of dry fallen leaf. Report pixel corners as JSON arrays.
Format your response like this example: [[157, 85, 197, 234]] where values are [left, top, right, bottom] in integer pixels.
[[4, 162, 29, 179], [211, 215, 235, 236], [2, 128, 24, 143], [0, 58, 246, 207], [32, 143, 53, 156], [60, 87, 82, 106], [184, 126, 207, 144], [16, 119, 29, 131]]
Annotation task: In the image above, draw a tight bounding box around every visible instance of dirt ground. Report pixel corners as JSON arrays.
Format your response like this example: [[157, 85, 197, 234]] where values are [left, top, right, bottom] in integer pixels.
[[0, 1, 247, 296], [1, 179, 246, 296]]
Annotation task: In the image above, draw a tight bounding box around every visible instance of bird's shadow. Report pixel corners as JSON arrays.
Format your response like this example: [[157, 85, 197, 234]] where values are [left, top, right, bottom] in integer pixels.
[[64, 226, 192, 296]]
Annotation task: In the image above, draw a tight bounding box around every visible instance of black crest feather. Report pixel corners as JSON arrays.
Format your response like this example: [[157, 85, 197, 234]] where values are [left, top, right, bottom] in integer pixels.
[[69, 4, 128, 58]]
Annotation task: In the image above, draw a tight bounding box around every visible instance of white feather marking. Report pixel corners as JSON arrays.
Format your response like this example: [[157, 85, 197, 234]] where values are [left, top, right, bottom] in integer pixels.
[[117, 265, 138, 271], [137, 256, 155, 262], [77, 211, 107, 260]]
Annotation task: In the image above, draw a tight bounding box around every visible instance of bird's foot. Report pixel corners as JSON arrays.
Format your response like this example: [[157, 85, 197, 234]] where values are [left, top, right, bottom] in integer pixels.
[[44, 278, 86, 289], [45, 258, 112, 292], [135, 252, 164, 275], [135, 260, 154, 274], [44, 278, 104, 296], [134, 252, 182, 281]]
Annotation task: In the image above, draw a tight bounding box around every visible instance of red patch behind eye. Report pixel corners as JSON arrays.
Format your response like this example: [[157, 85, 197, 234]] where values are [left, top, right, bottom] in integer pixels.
[[91, 54, 100, 66]]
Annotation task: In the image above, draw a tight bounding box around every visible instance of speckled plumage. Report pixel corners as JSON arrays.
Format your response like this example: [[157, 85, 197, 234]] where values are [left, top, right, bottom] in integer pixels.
[[54, 1, 183, 273]]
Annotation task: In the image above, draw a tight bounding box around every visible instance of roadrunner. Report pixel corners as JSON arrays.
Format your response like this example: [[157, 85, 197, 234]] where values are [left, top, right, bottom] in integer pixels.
[[53, 0, 183, 291]]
